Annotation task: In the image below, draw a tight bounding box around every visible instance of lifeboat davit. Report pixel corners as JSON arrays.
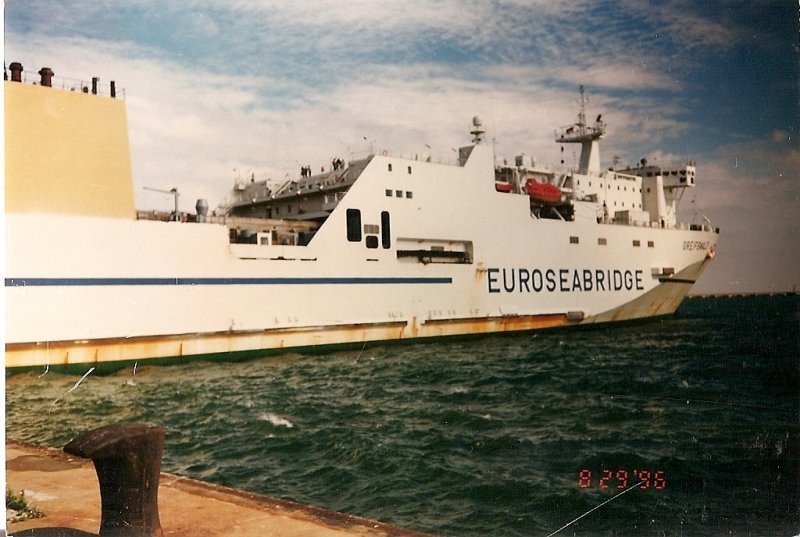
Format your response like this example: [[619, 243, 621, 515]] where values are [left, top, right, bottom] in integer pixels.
[[526, 179, 562, 204]]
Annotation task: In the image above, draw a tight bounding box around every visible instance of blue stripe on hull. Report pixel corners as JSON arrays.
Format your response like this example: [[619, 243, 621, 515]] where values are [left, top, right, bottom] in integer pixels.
[[5, 276, 453, 287]]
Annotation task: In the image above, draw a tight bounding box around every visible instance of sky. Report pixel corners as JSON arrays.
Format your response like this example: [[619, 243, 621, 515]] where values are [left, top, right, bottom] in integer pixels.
[[4, 0, 798, 295]]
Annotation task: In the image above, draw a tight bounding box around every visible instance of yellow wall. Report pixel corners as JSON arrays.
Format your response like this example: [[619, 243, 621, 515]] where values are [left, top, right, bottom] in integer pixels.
[[5, 81, 136, 218]]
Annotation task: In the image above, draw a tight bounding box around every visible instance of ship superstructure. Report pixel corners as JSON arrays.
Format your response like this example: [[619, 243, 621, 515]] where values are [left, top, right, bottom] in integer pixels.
[[5, 64, 719, 371]]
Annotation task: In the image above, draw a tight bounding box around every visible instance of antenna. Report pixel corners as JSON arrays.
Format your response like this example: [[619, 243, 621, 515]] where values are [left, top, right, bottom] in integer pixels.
[[578, 85, 588, 127]]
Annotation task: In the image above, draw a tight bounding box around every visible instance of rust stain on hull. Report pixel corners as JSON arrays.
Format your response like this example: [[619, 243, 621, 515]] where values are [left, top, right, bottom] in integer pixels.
[[6, 315, 573, 370], [6, 321, 406, 369], [420, 314, 569, 337]]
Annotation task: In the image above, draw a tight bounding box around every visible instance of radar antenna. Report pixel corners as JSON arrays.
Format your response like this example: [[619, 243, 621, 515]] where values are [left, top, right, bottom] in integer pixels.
[[470, 116, 485, 144]]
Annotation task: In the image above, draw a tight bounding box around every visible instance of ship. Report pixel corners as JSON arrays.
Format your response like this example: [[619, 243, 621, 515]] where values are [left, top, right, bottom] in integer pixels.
[[5, 64, 719, 371]]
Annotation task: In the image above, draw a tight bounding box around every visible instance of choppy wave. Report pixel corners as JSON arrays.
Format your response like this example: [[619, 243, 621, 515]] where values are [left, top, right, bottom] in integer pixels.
[[6, 295, 799, 536]]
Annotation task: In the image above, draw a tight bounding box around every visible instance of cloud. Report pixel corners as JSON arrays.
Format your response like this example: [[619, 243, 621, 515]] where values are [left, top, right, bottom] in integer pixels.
[[6, 0, 795, 295], [6, 0, 739, 91], [772, 129, 792, 143], [0, 23, 720, 213], [618, 0, 741, 51], [687, 136, 800, 294]]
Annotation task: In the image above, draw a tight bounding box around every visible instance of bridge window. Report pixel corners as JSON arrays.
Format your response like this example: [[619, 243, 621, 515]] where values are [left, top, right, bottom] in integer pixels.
[[346, 209, 362, 242], [598, 238, 607, 245], [633, 240, 641, 247], [570, 236, 580, 244], [385, 189, 392, 197], [381, 211, 391, 248], [388, 163, 393, 172]]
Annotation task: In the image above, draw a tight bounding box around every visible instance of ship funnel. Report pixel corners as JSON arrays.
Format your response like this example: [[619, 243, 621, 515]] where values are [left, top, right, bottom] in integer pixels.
[[9, 62, 23, 82], [38, 67, 54, 87]]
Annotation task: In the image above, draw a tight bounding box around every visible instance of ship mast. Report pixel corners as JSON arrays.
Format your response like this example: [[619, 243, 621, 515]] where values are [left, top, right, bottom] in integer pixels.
[[555, 85, 606, 175]]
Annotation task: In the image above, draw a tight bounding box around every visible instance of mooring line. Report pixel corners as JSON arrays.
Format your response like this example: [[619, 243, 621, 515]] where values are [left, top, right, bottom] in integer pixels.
[[544, 480, 643, 537], [354, 341, 368, 364]]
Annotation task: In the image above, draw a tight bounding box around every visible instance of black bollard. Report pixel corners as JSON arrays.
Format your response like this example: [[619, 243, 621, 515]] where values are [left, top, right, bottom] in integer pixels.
[[64, 423, 165, 537]]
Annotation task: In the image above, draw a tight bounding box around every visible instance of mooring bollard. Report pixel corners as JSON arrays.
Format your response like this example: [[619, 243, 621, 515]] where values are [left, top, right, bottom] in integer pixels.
[[64, 423, 166, 537]]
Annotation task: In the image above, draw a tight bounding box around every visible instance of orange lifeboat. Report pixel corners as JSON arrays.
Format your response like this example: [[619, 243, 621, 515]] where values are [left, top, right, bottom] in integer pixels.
[[526, 179, 562, 204]]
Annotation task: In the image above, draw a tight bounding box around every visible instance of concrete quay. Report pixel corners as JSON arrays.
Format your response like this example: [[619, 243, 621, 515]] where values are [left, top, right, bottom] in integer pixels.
[[6, 441, 435, 537]]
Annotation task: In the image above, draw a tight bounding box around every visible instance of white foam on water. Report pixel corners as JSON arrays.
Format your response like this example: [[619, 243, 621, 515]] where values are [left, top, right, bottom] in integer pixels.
[[259, 412, 294, 428]]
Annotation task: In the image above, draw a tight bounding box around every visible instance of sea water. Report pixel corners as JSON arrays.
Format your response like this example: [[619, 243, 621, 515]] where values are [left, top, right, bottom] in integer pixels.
[[6, 295, 799, 536]]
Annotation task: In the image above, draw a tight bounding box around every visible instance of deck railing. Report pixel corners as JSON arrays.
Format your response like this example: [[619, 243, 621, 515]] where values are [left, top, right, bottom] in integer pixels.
[[6, 68, 125, 99]]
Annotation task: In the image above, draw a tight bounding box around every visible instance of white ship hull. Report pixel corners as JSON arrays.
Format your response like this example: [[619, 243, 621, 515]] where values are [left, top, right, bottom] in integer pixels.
[[4, 75, 718, 371], [6, 145, 717, 370]]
